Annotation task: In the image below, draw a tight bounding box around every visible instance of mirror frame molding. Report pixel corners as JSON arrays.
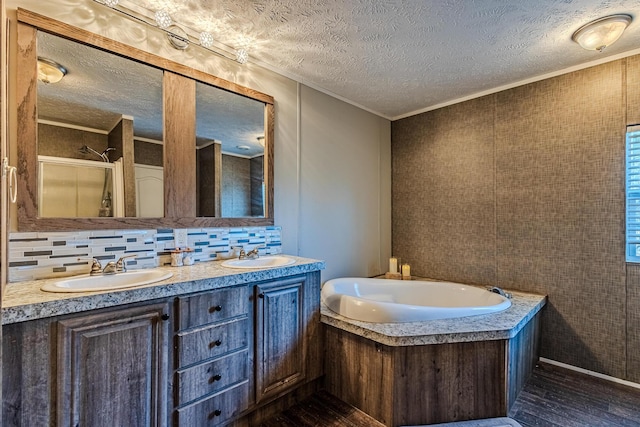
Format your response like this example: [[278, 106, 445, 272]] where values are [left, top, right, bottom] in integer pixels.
[[15, 8, 274, 231]]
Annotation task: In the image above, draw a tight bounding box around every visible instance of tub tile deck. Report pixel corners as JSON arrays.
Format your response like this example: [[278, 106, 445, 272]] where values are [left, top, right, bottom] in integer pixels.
[[321, 282, 546, 346]]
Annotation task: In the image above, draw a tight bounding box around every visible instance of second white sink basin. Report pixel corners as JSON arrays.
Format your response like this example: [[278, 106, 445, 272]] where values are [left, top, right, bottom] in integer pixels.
[[221, 255, 296, 269], [41, 269, 173, 293]]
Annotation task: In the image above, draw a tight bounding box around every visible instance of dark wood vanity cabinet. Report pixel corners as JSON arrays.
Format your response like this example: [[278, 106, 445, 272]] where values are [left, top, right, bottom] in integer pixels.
[[172, 273, 323, 425], [2, 271, 323, 427], [2, 300, 172, 427], [56, 303, 171, 427], [174, 285, 252, 426], [255, 277, 306, 402]]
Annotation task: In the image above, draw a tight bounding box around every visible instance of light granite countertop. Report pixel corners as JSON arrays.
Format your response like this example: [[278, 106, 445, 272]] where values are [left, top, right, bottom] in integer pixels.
[[3, 255, 325, 325], [321, 281, 546, 346]]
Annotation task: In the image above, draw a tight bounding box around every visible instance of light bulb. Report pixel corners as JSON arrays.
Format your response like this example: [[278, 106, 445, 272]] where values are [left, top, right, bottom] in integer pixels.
[[103, 0, 119, 7], [154, 10, 172, 29], [236, 48, 249, 64], [199, 32, 214, 48]]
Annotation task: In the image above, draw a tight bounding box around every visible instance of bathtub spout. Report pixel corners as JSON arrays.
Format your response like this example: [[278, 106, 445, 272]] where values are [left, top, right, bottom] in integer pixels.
[[488, 287, 511, 299]]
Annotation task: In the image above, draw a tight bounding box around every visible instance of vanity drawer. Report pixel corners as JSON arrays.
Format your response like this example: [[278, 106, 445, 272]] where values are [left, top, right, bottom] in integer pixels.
[[177, 317, 249, 367], [176, 350, 249, 405], [177, 286, 249, 330], [177, 381, 249, 426]]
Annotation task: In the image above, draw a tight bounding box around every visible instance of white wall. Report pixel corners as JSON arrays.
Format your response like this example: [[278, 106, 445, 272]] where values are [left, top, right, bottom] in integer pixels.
[[5, 0, 391, 282], [299, 85, 391, 281]]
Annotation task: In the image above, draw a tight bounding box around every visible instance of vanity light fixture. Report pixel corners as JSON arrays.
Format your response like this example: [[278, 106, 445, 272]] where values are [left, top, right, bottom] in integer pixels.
[[37, 57, 67, 84], [95, 0, 251, 64], [572, 14, 632, 52]]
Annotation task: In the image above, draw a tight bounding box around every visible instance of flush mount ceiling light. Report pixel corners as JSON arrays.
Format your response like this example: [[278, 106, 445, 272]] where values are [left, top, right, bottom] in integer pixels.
[[95, 0, 250, 64], [572, 14, 632, 52], [37, 57, 67, 84]]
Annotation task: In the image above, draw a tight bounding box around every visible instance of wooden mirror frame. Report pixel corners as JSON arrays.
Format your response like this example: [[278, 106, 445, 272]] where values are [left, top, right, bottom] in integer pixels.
[[15, 9, 274, 231]]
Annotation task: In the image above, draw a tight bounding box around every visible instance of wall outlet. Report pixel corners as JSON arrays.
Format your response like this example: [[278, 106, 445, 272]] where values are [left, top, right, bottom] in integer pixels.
[[174, 229, 188, 249]]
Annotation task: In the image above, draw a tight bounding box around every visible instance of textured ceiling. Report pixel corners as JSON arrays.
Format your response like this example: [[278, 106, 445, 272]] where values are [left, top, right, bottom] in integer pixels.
[[124, 0, 640, 119]]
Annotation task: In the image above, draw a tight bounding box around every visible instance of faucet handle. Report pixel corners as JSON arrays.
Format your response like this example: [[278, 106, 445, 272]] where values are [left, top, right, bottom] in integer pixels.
[[116, 254, 137, 273], [78, 258, 102, 275], [247, 245, 266, 258], [230, 246, 246, 259]]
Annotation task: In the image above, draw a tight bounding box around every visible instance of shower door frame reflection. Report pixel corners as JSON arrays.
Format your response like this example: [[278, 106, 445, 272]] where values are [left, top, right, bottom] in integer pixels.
[[37, 155, 123, 218]]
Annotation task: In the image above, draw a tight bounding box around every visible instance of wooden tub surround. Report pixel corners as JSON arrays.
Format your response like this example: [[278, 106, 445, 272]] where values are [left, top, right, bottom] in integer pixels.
[[322, 286, 546, 427]]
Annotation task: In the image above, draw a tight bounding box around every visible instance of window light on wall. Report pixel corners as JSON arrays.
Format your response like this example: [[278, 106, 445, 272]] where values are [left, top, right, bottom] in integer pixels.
[[626, 125, 640, 262]]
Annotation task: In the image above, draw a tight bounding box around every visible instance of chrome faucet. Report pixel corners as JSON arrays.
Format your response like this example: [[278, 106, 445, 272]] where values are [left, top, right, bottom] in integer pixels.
[[83, 258, 104, 276], [246, 245, 266, 259], [230, 245, 265, 260], [231, 246, 247, 259], [488, 286, 512, 299], [83, 255, 137, 275]]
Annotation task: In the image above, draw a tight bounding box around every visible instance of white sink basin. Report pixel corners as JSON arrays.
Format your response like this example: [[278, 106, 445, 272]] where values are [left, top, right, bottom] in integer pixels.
[[41, 270, 173, 293], [221, 255, 296, 269]]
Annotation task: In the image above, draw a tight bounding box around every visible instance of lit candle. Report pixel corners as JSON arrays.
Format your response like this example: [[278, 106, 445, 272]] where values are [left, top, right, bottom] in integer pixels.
[[402, 263, 411, 277], [389, 257, 398, 274]]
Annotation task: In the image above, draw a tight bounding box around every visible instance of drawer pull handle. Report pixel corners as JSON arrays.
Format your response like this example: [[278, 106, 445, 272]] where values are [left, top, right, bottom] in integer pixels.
[[209, 305, 223, 313], [258, 293, 264, 298], [208, 409, 222, 419], [209, 374, 222, 383], [160, 313, 169, 321], [209, 339, 222, 348]]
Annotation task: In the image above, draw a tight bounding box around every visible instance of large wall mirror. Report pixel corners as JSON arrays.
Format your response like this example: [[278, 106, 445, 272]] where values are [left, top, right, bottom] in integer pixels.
[[196, 81, 267, 218], [15, 9, 274, 231], [37, 31, 164, 219]]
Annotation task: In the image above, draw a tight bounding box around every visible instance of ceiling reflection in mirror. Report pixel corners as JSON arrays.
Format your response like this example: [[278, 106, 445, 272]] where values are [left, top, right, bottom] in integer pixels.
[[196, 81, 266, 218], [36, 31, 164, 218]]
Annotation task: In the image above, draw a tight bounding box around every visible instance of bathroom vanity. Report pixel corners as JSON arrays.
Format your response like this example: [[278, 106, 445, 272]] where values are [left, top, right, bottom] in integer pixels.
[[2, 256, 324, 426]]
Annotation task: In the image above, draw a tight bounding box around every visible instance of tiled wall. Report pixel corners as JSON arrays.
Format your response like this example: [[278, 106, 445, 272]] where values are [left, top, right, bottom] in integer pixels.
[[626, 55, 640, 384], [8, 226, 282, 282], [392, 58, 634, 380]]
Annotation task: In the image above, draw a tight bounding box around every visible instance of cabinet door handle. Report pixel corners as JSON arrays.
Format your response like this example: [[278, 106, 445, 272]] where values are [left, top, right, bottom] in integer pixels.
[[209, 374, 222, 383], [209, 339, 222, 348], [258, 293, 264, 298], [161, 313, 169, 321], [208, 409, 222, 419], [209, 305, 222, 313]]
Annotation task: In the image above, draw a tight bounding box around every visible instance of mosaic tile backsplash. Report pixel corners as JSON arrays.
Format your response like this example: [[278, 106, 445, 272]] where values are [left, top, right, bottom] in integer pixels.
[[8, 226, 282, 282]]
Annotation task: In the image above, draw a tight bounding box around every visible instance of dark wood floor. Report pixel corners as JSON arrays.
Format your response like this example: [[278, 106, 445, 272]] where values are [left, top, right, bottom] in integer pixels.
[[260, 389, 385, 427], [261, 362, 640, 427], [510, 362, 640, 427]]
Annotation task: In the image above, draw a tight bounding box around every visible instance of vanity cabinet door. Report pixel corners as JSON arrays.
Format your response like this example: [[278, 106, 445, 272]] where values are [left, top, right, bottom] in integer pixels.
[[56, 303, 171, 427], [255, 276, 306, 403]]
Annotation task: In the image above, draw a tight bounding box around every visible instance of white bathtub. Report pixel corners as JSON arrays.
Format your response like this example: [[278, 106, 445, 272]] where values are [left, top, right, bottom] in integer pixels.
[[321, 277, 511, 323]]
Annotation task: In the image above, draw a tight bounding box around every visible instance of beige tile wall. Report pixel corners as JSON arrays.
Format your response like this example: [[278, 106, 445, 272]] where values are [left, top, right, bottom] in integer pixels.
[[626, 56, 640, 383], [392, 58, 635, 380]]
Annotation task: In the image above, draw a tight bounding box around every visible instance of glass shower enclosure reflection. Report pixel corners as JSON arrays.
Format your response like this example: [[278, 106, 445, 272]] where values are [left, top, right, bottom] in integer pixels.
[[38, 155, 124, 217]]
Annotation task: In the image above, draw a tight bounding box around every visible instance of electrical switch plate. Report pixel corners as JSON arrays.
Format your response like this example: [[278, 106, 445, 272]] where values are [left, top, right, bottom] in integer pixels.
[[174, 229, 188, 248]]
